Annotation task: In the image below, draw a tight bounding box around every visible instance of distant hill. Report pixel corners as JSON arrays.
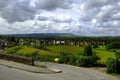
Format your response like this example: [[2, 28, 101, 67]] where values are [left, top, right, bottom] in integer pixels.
[[2, 33, 76, 38]]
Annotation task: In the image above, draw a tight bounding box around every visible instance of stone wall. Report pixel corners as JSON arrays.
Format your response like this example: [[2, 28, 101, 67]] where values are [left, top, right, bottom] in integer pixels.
[[0, 53, 34, 65]]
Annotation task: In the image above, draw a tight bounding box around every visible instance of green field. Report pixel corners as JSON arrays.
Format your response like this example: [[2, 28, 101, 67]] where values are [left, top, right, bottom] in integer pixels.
[[5, 46, 59, 56], [94, 46, 116, 64], [5, 45, 116, 64], [46, 45, 84, 54]]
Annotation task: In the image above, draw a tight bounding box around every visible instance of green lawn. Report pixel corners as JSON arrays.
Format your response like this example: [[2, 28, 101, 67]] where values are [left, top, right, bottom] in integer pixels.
[[5, 46, 58, 56], [18, 46, 58, 56], [46, 45, 84, 54], [94, 46, 116, 64]]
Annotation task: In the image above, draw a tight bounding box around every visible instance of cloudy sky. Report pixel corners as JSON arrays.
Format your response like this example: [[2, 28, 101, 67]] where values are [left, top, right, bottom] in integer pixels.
[[0, 0, 120, 36]]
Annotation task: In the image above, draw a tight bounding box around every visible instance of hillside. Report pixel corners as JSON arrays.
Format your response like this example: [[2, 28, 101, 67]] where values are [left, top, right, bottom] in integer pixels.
[[2, 33, 76, 38]]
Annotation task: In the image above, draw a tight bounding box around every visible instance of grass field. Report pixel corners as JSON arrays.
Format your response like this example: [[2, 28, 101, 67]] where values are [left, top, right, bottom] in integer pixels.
[[5, 46, 59, 56], [46, 45, 84, 54], [5, 45, 116, 64], [94, 46, 116, 64]]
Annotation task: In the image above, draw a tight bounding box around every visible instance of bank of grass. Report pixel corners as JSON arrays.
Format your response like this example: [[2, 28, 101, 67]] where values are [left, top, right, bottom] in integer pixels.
[[5, 45, 58, 56], [4, 45, 59, 62], [17, 46, 58, 56], [4, 45, 116, 64]]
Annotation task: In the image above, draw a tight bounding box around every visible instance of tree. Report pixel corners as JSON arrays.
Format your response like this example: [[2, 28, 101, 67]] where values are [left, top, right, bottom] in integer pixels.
[[106, 51, 120, 74], [106, 42, 120, 50], [84, 45, 93, 56], [0, 35, 3, 39], [106, 58, 120, 74], [58, 51, 69, 63], [75, 45, 100, 67], [93, 44, 99, 48], [115, 52, 120, 59], [32, 50, 39, 61]]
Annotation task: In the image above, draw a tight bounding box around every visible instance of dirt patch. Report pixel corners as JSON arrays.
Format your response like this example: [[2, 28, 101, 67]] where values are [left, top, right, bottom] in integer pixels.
[[116, 75, 120, 80]]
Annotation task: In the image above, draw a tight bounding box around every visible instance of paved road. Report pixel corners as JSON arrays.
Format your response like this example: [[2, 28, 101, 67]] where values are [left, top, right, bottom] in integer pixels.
[[0, 62, 117, 80], [0, 60, 55, 74]]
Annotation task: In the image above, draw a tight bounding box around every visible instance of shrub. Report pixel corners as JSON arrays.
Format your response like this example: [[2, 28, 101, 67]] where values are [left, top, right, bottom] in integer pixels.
[[58, 51, 69, 63], [75, 45, 100, 67], [33, 45, 51, 51], [76, 55, 100, 67], [106, 52, 120, 74], [5, 46, 22, 54], [38, 54, 58, 62], [106, 58, 120, 74], [93, 44, 99, 48], [115, 52, 120, 59], [84, 45, 93, 56], [106, 42, 120, 50], [90, 54, 100, 66], [76, 56, 88, 67], [67, 55, 77, 65], [6, 49, 16, 54]]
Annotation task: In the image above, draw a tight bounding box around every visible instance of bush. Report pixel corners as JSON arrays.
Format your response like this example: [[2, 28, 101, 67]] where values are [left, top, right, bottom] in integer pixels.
[[58, 51, 69, 63], [115, 52, 120, 59], [90, 54, 100, 66], [93, 44, 99, 48], [76, 56, 89, 67], [72, 45, 100, 67], [67, 55, 77, 65], [84, 45, 93, 56], [76, 55, 100, 67], [106, 42, 120, 50], [38, 54, 58, 62], [5, 46, 22, 54], [106, 52, 120, 74], [106, 58, 120, 74], [33, 45, 51, 51]]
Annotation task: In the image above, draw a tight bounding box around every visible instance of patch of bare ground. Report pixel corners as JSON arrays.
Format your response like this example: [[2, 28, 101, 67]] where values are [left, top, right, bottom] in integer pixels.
[[116, 75, 120, 80]]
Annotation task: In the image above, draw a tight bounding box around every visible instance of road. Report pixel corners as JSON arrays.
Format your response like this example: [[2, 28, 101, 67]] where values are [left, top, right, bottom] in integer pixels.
[[0, 62, 117, 80]]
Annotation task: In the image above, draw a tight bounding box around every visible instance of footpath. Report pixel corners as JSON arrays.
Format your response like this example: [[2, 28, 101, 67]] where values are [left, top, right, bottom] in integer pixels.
[[0, 59, 62, 74]]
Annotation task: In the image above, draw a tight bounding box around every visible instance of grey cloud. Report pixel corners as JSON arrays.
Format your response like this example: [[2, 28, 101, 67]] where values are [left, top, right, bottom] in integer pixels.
[[0, 0, 73, 23], [35, 0, 73, 10], [36, 12, 73, 23], [0, 0, 10, 9], [112, 13, 120, 20], [37, 16, 48, 21], [53, 19, 72, 23], [79, 0, 120, 28], [0, 0, 36, 23], [52, 17, 72, 23], [79, 0, 119, 10]]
